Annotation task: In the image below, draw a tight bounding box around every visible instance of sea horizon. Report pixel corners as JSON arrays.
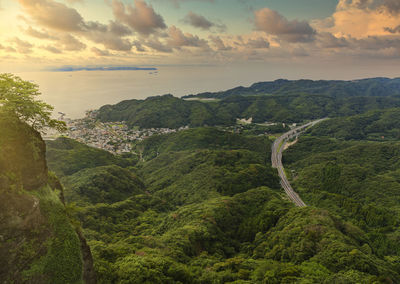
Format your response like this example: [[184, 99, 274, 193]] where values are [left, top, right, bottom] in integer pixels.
[[14, 63, 400, 119]]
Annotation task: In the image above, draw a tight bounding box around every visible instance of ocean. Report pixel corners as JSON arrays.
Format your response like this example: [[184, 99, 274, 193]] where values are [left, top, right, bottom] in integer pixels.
[[16, 65, 282, 119], [15, 62, 398, 119]]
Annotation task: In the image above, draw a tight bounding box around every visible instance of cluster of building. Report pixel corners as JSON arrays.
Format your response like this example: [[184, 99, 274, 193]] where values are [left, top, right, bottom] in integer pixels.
[[53, 111, 189, 154], [44, 111, 295, 155]]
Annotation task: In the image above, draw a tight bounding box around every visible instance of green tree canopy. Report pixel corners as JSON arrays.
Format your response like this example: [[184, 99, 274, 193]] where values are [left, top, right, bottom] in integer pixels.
[[0, 73, 65, 131]]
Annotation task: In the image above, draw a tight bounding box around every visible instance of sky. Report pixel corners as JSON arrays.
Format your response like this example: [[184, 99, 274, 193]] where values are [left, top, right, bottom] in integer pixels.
[[0, 0, 400, 76]]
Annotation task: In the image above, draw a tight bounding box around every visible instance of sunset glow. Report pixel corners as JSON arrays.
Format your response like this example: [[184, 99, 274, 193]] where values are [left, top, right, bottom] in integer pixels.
[[0, 0, 399, 73]]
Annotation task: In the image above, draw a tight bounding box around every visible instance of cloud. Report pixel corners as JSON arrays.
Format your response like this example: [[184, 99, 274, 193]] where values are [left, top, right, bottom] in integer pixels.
[[58, 34, 86, 51], [65, 0, 84, 4], [291, 47, 309, 57], [246, 37, 270, 49], [156, 0, 214, 9], [336, 0, 372, 10], [167, 26, 209, 49], [209, 35, 231, 51], [25, 26, 58, 40], [18, 0, 85, 31], [319, 0, 400, 38], [348, 36, 400, 51], [337, 0, 400, 14], [254, 8, 316, 42], [10, 37, 34, 54], [317, 32, 349, 48], [183, 11, 213, 30], [182, 11, 226, 31], [311, 30, 400, 59], [18, 0, 134, 52], [382, 0, 400, 14], [108, 20, 132, 37], [82, 21, 133, 51], [5, 47, 17, 53], [112, 0, 166, 36], [91, 47, 110, 56], [12, 0, 399, 64], [145, 37, 173, 53], [384, 25, 400, 33], [42, 45, 62, 54], [133, 40, 146, 52]]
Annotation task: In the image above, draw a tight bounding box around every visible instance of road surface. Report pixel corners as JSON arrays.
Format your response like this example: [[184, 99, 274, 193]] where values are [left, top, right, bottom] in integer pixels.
[[271, 119, 327, 207]]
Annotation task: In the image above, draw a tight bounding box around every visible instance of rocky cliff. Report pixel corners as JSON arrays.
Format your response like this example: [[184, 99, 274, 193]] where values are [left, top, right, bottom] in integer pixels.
[[0, 115, 95, 283]]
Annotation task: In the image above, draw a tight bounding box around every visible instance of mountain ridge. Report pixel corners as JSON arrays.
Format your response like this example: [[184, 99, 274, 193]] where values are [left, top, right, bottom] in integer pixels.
[[183, 77, 400, 99], [96, 77, 400, 129]]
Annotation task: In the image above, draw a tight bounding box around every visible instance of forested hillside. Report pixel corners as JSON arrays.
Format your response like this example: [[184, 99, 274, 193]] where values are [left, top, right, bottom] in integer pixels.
[[308, 108, 400, 140], [282, 122, 400, 282], [46, 137, 138, 177], [47, 126, 400, 283], [184, 78, 400, 99], [41, 77, 400, 283], [96, 78, 400, 129], [97, 93, 400, 129]]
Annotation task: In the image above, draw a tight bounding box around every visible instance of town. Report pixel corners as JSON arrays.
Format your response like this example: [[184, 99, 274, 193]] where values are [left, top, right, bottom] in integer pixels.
[[42, 111, 294, 155], [45, 110, 189, 154]]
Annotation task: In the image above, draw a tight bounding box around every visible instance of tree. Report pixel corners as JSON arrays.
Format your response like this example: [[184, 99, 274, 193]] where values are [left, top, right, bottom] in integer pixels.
[[0, 73, 65, 131]]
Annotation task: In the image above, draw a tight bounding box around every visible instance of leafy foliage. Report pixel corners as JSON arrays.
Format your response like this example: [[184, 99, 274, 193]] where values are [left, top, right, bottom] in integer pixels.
[[46, 137, 137, 177], [46, 125, 400, 283], [97, 94, 232, 129], [185, 77, 400, 99], [135, 127, 271, 161], [97, 93, 400, 129], [309, 108, 400, 140], [25, 186, 83, 284], [0, 73, 65, 131], [284, 136, 400, 268], [0, 112, 84, 283], [62, 165, 144, 205], [0, 113, 48, 190]]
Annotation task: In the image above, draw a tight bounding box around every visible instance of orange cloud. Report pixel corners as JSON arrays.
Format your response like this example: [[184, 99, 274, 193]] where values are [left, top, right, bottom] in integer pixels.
[[320, 0, 400, 38], [18, 0, 85, 31]]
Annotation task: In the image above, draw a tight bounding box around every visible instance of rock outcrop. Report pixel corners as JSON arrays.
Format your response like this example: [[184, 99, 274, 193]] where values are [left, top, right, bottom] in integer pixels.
[[0, 116, 95, 283]]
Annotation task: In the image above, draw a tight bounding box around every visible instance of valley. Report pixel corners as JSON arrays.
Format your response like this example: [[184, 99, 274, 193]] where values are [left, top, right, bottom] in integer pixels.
[[2, 76, 400, 283]]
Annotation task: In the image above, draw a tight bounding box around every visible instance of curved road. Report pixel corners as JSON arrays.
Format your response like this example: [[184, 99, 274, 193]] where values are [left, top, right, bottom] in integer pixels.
[[271, 119, 327, 207]]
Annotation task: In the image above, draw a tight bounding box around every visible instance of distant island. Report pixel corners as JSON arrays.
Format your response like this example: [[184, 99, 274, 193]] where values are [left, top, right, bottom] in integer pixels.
[[50, 66, 158, 72]]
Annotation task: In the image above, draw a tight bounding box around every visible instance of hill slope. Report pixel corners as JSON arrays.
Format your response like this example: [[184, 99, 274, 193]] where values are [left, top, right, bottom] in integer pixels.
[[96, 78, 400, 129], [47, 127, 400, 283], [185, 78, 400, 99]]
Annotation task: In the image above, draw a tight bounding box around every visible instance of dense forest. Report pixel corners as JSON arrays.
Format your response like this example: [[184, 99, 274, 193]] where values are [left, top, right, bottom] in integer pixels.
[[97, 78, 400, 129], [4, 74, 400, 283], [46, 124, 400, 283], [308, 108, 400, 140], [46, 78, 400, 283], [184, 78, 400, 99]]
